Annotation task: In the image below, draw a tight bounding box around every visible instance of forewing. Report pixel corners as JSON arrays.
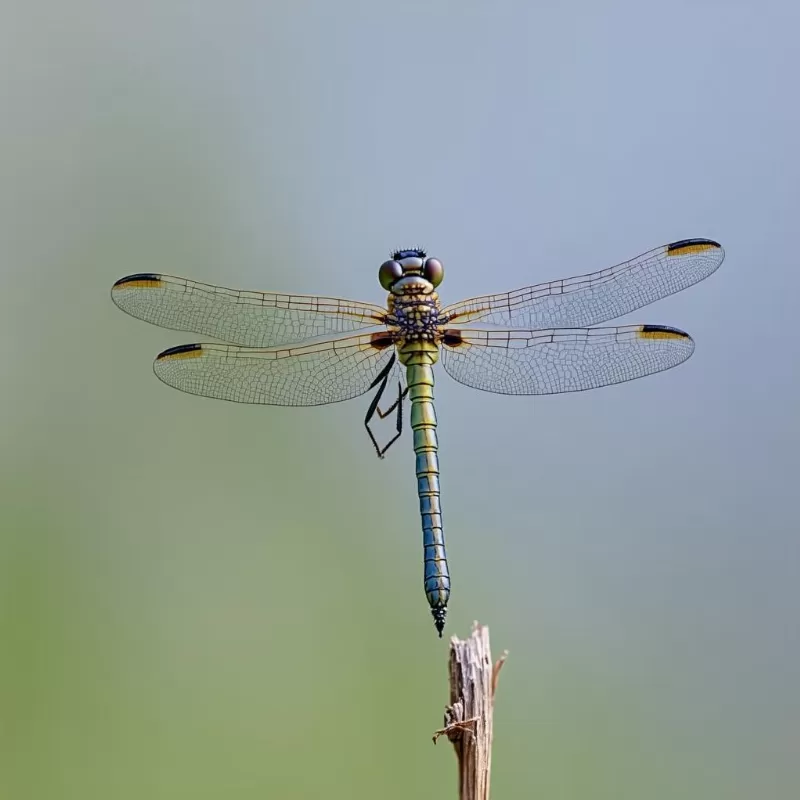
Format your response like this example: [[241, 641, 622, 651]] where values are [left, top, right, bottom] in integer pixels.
[[111, 273, 387, 347], [440, 325, 695, 395], [442, 239, 724, 328], [153, 331, 396, 406]]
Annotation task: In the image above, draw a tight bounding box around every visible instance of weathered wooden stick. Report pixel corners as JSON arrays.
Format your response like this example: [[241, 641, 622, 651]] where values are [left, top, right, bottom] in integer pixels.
[[433, 622, 508, 800]]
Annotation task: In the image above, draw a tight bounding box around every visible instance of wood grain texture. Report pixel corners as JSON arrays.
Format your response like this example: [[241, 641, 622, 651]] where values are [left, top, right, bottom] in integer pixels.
[[433, 622, 508, 800]]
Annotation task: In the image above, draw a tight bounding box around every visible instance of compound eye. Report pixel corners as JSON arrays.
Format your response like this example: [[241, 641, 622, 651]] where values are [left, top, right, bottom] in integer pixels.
[[423, 258, 444, 287], [378, 259, 403, 290]]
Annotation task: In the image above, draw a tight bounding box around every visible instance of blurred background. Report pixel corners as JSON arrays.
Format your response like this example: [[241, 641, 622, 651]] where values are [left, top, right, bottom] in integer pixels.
[[1, 1, 798, 798]]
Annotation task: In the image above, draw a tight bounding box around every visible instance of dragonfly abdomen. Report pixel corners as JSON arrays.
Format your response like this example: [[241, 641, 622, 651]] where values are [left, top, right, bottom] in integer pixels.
[[403, 347, 450, 636]]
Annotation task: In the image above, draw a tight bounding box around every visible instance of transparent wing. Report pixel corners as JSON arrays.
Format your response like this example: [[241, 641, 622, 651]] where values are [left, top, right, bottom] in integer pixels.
[[111, 273, 387, 347], [442, 239, 724, 328], [440, 325, 694, 395], [153, 331, 397, 406]]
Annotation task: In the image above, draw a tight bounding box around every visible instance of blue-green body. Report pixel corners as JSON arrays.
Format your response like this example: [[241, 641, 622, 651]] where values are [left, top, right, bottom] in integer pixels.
[[383, 250, 451, 635], [404, 352, 449, 633]]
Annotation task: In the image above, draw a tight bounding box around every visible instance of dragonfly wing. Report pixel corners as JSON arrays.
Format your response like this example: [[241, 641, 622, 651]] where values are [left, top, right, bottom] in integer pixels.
[[442, 239, 724, 328], [153, 330, 397, 406], [111, 273, 387, 347], [440, 325, 694, 395]]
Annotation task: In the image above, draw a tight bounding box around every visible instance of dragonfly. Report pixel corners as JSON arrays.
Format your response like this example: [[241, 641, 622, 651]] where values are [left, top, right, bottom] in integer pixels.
[[111, 237, 725, 636]]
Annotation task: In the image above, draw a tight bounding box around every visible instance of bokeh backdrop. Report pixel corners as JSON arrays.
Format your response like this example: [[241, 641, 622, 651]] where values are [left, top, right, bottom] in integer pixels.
[[1, 1, 798, 798]]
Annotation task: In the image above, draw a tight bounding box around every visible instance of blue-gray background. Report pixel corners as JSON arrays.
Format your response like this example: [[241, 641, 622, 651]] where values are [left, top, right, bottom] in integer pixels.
[[1, 2, 798, 798]]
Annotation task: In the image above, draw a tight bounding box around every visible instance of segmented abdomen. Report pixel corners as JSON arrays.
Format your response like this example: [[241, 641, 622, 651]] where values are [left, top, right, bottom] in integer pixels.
[[406, 355, 450, 635]]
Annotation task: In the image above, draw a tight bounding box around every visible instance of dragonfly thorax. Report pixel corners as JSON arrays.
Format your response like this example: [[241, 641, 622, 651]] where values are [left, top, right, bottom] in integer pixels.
[[387, 291, 443, 343]]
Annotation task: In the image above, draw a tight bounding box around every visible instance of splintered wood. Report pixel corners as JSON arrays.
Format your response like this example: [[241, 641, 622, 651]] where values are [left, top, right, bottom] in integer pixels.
[[433, 622, 508, 800]]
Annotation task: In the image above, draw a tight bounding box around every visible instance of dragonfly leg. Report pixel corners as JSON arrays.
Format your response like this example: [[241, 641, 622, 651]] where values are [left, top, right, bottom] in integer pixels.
[[381, 381, 408, 450], [375, 383, 408, 419], [365, 355, 407, 459]]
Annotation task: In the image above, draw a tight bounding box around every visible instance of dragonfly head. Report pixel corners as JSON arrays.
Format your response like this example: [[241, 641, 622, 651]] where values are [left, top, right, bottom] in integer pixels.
[[379, 249, 444, 294]]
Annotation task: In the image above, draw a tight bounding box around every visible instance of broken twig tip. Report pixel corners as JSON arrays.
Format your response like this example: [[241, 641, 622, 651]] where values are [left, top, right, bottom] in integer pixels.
[[433, 622, 507, 799]]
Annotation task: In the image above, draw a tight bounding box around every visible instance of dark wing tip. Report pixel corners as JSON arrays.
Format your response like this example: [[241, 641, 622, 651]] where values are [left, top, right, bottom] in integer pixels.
[[639, 324, 692, 340], [157, 343, 203, 360], [112, 273, 163, 290], [667, 238, 722, 253]]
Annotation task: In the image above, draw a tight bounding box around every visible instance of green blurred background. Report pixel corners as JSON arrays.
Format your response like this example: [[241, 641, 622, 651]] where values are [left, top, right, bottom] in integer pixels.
[[1, 1, 798, 798]]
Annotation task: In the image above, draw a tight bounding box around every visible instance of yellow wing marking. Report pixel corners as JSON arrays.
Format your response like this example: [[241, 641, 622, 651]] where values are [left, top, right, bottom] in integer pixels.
[[157, 344, 204, 360], [637, 325, 691, 340], [666, 238, 722, 256]]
